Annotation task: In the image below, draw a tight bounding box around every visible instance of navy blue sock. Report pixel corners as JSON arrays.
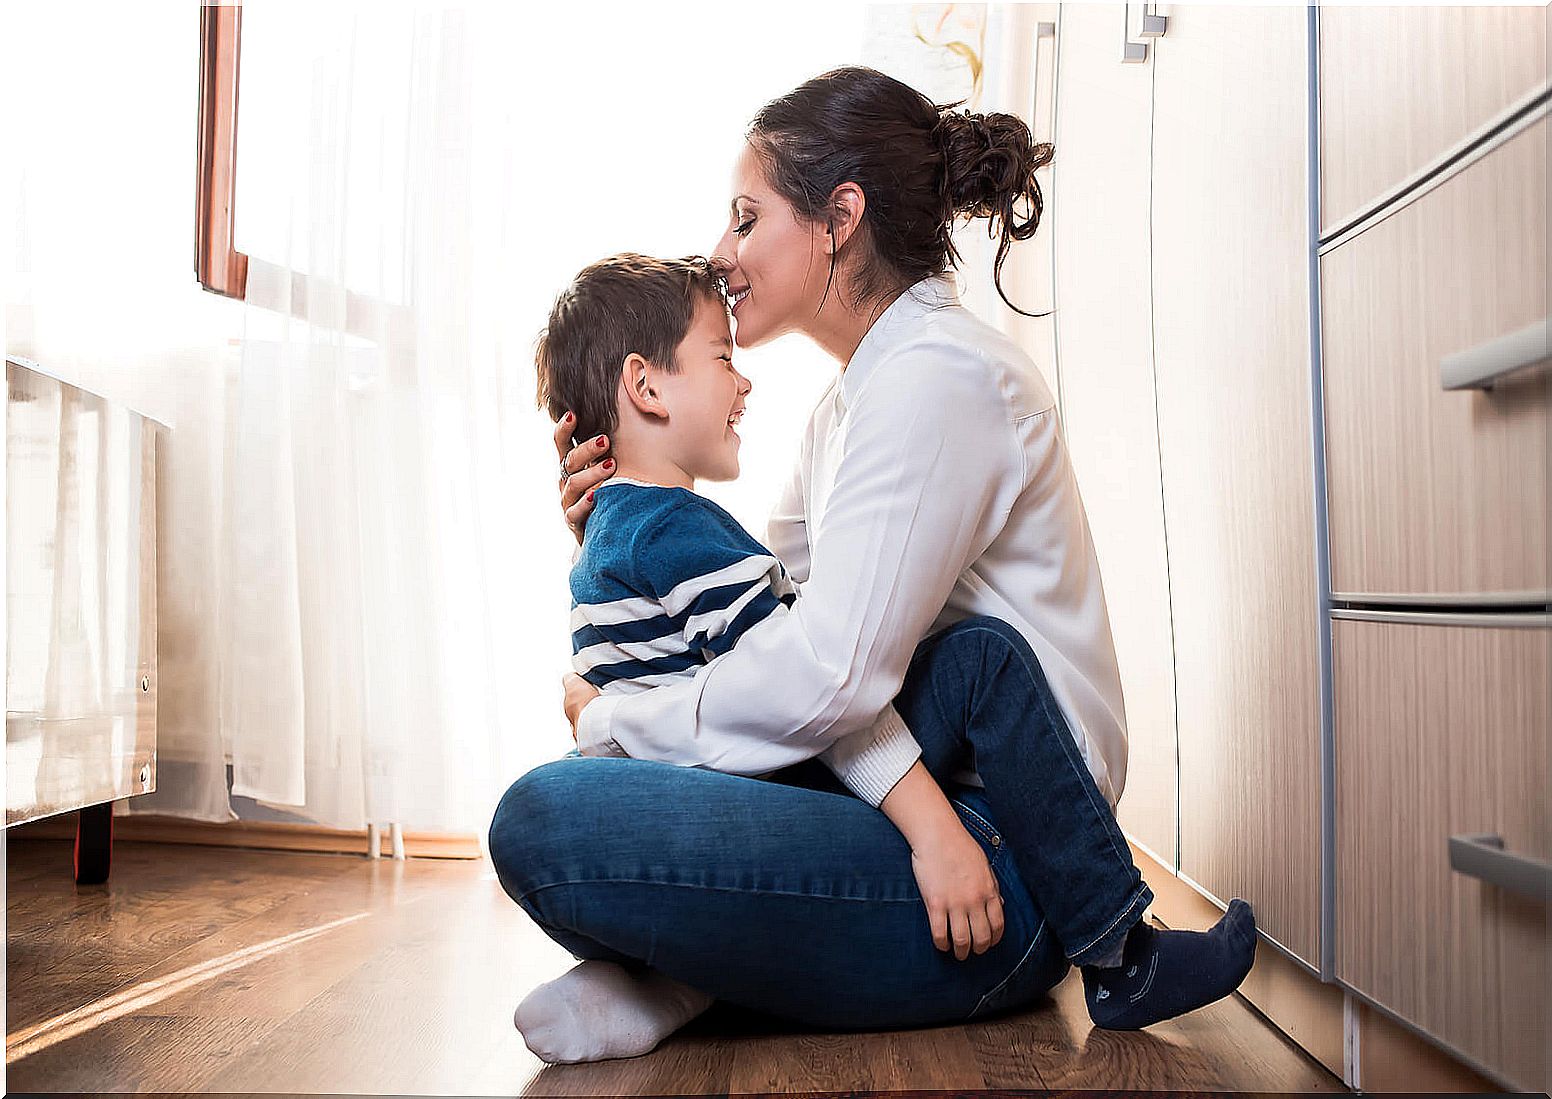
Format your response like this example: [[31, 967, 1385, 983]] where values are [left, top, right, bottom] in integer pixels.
[[1081, 898, 1257, 1030]]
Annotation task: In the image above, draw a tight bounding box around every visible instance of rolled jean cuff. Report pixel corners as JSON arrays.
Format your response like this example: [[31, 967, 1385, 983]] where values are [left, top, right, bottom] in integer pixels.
[[1067, 883, 1153, 967]]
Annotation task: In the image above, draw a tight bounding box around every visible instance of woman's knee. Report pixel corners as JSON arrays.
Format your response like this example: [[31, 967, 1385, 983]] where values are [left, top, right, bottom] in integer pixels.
[[488, 758, 593, 902], [948, 614, 1029, 656], [937, 615, 1044, 690]]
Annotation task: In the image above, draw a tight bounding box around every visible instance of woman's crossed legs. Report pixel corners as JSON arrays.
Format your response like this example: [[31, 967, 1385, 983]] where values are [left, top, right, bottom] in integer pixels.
[[489, 751, 1066, 1033], [488, 615, 1254, 1059]]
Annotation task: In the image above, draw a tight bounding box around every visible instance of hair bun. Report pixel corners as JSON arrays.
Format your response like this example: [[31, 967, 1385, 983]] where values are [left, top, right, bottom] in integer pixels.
[[931, 107, 1054, 315], [935, 108, 1050, 223]]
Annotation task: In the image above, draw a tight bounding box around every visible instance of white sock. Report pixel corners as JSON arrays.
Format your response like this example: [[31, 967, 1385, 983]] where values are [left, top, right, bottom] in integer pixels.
[[513, 959, 715, 1064]]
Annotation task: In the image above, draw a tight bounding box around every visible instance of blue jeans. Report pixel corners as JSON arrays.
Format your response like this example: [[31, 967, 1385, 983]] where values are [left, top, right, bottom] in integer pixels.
[[488, 615, 1152, 1030]]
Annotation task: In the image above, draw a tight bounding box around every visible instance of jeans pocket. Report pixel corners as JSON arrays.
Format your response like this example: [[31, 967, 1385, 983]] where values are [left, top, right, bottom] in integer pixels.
[[949, 792, 1008, 869], [968, 917, 1066, 1020]]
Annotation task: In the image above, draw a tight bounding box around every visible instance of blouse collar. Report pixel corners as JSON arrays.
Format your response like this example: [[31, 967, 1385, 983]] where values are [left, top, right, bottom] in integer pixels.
[[839, 273, 961, 409]]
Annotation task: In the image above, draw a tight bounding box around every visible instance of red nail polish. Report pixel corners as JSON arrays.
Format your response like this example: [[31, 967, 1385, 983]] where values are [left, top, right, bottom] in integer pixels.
[[602, 459, 614, 470], [587, 491, 595, 502], [595, 437, 607, 448], [564, 411, 574, 424]]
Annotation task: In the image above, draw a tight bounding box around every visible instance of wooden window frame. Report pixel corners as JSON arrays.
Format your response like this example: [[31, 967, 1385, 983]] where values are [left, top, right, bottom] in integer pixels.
[[195, 4, 247, 299]]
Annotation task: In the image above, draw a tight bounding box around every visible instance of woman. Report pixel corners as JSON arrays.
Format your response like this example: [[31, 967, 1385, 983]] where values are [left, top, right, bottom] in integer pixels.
[[488, 67, 1256, 1065]]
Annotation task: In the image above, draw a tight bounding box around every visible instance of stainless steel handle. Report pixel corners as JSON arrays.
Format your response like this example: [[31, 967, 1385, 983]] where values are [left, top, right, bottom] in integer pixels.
[[1449, 833, 1552, 902], [1139, 3, 1169, 37], [1034, 21, 1056, 145], [1440, 316, 1550, 391], [1121, 4, 1148, 63]]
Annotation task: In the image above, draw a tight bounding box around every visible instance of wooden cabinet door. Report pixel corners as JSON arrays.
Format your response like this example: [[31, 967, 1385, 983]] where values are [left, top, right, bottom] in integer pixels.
[[1319, 5, 1549, 233], [1334, 617, 1549, 1092], [1320, 118, 1549, 602], [1050, 2, 1177, 868], [1150, 6, 1322, 967]]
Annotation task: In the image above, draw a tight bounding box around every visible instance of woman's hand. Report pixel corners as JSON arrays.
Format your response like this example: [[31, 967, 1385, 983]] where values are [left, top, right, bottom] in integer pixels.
[[910, 826, 1005, 961], [555, 413, 615, 545], [563, 673, 601, 742]]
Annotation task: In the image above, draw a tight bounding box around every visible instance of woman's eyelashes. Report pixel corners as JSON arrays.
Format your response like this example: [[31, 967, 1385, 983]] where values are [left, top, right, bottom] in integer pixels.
[[734, 218, 754, 237]]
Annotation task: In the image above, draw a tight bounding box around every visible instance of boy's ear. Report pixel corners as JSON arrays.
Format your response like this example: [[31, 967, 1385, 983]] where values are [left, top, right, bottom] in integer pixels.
[[620, 352, 669, 421]]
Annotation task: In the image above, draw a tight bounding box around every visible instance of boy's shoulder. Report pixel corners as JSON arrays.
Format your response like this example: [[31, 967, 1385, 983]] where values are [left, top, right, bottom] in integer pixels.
[[590, 479, 758, 545], [576, 480, 772, 599]]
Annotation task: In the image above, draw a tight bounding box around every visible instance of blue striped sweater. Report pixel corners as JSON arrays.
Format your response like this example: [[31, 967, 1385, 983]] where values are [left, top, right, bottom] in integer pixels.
[[570, 478, 799, 694]]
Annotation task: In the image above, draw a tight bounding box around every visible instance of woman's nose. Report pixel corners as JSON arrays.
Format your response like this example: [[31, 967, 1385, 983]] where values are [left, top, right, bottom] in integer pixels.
[[710, 233, 736, 275], [737, 371, 752, 396]]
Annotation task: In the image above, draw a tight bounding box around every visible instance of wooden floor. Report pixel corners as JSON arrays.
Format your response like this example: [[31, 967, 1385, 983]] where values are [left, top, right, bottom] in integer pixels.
[[5, 837, 1347, 1096]]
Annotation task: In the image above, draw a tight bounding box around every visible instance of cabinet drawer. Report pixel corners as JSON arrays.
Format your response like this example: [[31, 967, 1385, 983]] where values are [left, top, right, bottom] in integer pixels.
[[1319, 5, 1548, 231], [1320, 118, 1549, 602], [1334, 616, 1548, 1092]]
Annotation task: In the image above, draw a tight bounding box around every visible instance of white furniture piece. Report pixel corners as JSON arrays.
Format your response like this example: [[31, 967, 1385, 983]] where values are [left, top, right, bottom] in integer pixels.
[[6, 357, 163, 882]]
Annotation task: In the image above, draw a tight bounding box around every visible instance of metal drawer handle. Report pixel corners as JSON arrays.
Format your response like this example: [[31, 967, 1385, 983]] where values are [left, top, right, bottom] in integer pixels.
[[1449, 833, 1552, 902], [1440, 316, 1550, 391], [1121, 4, 1148, 63], [1034, 21, 1056, 145]]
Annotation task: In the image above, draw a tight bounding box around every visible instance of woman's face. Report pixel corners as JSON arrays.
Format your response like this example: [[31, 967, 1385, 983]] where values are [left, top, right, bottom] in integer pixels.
[[710, 142, 832, 349]]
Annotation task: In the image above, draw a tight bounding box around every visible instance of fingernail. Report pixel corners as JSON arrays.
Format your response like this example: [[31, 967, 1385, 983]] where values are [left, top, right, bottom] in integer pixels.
[[595, 436, 607, 448], [564, 411, 574, 424], [587, 491, 595, 502], [602, 459, 614, 470]]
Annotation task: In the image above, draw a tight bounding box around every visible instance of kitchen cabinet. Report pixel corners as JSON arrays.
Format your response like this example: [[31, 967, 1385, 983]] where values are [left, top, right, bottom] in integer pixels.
[[1318, 8, 1549, 1088], [1041, 4, 1546, 1084]]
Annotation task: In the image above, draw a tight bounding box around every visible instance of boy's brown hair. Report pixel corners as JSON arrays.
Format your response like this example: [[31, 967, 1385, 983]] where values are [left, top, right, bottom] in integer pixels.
[[535, 253, 726, 448]]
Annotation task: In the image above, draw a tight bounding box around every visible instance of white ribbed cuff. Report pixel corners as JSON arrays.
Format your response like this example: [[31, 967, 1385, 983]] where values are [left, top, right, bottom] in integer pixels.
[[819, 704, 923, 807], [575, 692, 627, 757]]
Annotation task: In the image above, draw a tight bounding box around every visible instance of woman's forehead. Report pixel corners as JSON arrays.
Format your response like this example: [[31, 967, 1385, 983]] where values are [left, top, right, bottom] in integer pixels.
[[731, 143, 768, 197]]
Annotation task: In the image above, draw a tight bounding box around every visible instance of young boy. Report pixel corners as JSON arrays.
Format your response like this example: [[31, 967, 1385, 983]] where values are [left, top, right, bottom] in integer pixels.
[[520, 253, 1005, 1063]]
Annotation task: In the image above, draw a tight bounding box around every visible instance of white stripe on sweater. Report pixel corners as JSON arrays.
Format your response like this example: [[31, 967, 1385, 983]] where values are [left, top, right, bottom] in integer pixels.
[[570, 554, 777, 629]]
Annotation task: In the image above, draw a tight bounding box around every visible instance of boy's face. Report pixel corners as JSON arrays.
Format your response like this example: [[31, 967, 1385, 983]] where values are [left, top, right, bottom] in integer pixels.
[[651, 297, 751, 483]]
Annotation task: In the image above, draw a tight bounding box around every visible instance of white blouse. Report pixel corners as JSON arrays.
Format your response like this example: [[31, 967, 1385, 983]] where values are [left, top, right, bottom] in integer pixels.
[[577, 274, 1129, 809]]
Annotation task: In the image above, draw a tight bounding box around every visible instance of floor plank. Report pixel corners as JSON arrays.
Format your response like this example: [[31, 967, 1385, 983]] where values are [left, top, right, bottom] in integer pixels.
[[7, 838, 1348, 1095]]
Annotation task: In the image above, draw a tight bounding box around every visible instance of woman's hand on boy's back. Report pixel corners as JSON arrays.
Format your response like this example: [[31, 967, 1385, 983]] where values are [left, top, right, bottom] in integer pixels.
[[555, 413, 615, 545]]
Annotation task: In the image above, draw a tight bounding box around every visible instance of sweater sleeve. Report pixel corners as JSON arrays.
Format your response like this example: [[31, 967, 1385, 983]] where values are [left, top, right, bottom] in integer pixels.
[[575, 342, 1017, 796]]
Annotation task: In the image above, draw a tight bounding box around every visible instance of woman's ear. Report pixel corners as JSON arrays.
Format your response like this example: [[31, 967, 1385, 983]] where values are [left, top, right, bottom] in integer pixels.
[[620, 353, 669, 421], [825, 182, 867, 254]]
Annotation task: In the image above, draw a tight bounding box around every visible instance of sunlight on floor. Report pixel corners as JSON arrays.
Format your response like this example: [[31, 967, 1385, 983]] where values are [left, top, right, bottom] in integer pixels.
[[6, 910, 371, 1061]]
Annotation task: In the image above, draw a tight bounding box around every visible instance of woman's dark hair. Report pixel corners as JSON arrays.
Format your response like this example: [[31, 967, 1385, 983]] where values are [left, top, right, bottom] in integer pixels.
[[748, 66, 1053, 317]]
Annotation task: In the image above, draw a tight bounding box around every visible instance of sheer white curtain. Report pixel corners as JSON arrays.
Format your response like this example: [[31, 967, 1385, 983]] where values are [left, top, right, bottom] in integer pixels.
[[221, 5, 877, 834], [225, 9, 539, 833]]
